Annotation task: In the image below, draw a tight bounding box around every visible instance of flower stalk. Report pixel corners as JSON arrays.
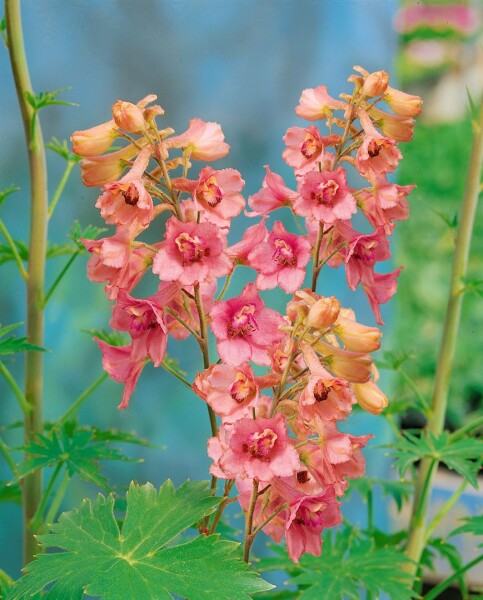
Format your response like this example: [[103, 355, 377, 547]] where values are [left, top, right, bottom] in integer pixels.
[[6, 0, 49, 565], [404, 97, 483, 579]]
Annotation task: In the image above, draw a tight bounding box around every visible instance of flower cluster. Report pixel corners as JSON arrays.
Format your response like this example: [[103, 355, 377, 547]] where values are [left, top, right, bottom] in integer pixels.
[[72, 67, 420, 562]]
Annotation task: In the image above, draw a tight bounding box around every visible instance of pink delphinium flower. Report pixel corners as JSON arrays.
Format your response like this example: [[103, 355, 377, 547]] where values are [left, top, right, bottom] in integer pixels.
[[173, 166, 245, 227], [79, 144, 139, 187], [210, 413, 301, 482], [152, 217, 232, 286], [210, 283, 285, 366], [193, 362, 260, 422], [363, 268, 402, 325], [95, 148, 154, 226], [295, 85, 348, 120], [226, 217, 268, 264], [356, 111, 402, 175], [247, 166, 298, 216], [81, 227, 154, 300], [166, 118, 230, 161], [110, 290, 168, 366], [299, 345, 355, 422], [343, 226, 391, 291], [247, 221, 311, 293], [295, 167, 357, 224], [95, 339, 146, 409], [283, 126, 339, 173]]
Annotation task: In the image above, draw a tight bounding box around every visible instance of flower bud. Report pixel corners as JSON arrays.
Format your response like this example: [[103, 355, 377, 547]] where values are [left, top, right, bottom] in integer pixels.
[[333, 313, 381, 352], [71, 120, 118, 157], [362, 70, 390, 98], [286, 289, 313, 323], [112, 100, 146, 133], [384, 86, 423, 117], [353, 380, 388, 414], [307, 296, 340, 330], [316, 339, 372, 383]]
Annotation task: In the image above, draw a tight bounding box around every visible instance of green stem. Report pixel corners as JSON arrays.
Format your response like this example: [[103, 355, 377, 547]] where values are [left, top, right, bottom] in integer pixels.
[[243, 479, 259, 563], [208, 480, 235, 534], [42, 250, 80, 308], [311, 222, 324, 292], [449, 415, 483, 443], [47, 160, 75, 219], [404, 97, 483, 581], [59, 372, 108, 425], [6, 0, 48, 565], [216, 267, 236, 302], [0, 360, 31, 414], [425, 479, 468, 543], [43, 469, 69, 526], [397, 367, 429, 415], [0, 218, 28, 279], [0, 435, 18, 476], [423, 554, 483, 600], [29, 462, 62, 532], [367, 488, 374, 533], [161, 360, 192, 390]]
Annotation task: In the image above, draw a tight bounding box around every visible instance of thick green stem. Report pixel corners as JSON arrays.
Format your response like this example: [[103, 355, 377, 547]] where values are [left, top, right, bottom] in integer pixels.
[[404, 98, 483, 580], [6, 0, 49, 565]]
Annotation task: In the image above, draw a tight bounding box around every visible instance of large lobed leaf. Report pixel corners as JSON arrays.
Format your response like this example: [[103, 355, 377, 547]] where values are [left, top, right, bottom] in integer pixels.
[[389, 430, 483, 488], [9, 480, 273, 600], [258, 528, 417, 600], [13, 422, 139, 490]]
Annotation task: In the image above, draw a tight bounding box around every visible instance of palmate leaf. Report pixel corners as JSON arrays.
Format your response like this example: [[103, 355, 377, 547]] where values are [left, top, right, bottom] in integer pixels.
[[451, 515, 483, 540], [389, 430, 483, 488], [291, 529, 417, 600], [0, 322, 47, 355], [348, 477, 413, 511], [258, 528, 417, 600], [9, 481, 273, 600], [13, 423, 138, 490]]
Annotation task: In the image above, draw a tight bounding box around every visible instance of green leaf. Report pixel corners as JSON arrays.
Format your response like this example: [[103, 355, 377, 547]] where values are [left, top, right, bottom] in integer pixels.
[[68, 220, 107, 250], [24, 88, 79, 112], [461, 277, 483, 297], [0, 239, 28, 266], [348, 477, 413, 511], [450, 515, 483, 539], [46, 137, 81, 163], [0, 322, 47, 356], [13, 423, 138, 490], [377, 349, 415, 371], [10, 481, 273, 600], [389, 430, 483, 488], [287, 528, 417, 600], [83, 327, 129, 347], [0, 185, 20, 208], [0, 480, 22, 504]]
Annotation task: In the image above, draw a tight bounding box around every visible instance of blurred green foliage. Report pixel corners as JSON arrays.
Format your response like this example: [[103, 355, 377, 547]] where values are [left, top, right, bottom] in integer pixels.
[[396, 117, 483, 429]]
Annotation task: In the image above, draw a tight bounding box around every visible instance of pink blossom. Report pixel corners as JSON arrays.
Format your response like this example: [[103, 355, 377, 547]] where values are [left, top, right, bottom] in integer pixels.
[[299, 344, 355, 422], [81, 227, 154, 300], [79, 144, 139, 187], [363, 268, 402, 325], [167, 118, 230, 161], [193, 362, 260, 422], [110, 290, 168, 366], [95, 148, 154, 226], [343, 226, 391, 291], [247, 166, 298, 216], [172, 166, 245, 227], [283, 126, 340, 172], [210, 414, 301, 482], [284, 487, 342, 562], [295, 167, 357, 224], [356, 111, 402, 175], [152, 217, 232, 286], [95, 339, 146, 409], [226, 217, 268, 264], [210, 283, 285, 366], [295, 85, 347, 120], [368, 106, 416, 142], [247, 221, 311, 293]]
